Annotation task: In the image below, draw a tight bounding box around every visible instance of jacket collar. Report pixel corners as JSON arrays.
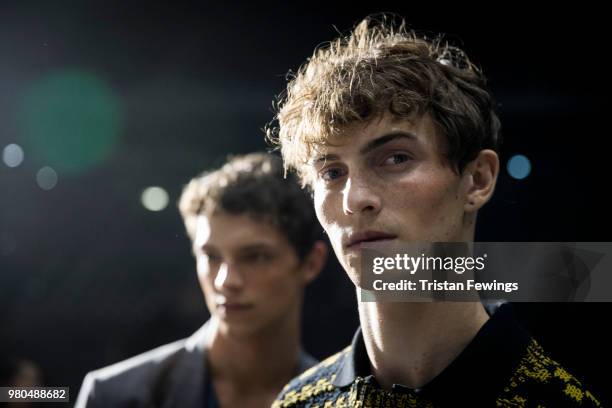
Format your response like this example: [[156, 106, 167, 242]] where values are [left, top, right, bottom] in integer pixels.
[[161, 320, 317, 408], [161, 321, 213, 408]]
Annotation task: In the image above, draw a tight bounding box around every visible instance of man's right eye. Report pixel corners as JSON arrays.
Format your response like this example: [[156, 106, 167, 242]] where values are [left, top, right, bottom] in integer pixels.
[[320, 167, 346, 181], [205, 253, 221, 263]]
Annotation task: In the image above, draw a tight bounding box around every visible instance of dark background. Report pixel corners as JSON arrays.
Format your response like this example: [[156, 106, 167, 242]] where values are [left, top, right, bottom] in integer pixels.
[[0, 1, 608, 406]]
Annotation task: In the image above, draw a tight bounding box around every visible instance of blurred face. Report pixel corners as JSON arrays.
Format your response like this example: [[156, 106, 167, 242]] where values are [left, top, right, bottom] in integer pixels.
[[193, 212, 308, 337], [309, 113, 474, 287]]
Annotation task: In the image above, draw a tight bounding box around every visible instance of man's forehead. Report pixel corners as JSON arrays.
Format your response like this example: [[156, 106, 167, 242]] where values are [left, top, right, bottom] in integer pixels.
[[194, 212, 283, 247], [307, 114, 431, 163]]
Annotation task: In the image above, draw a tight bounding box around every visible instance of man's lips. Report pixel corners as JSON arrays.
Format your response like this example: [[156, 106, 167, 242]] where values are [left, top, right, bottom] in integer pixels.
[[217, 302, 253, 312], [344, 231, 397, 249]]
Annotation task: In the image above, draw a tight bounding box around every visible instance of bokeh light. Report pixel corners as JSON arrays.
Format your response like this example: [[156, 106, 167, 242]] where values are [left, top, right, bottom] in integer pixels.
[[19, 70, 123, 174], [36, 166, 58, 190], [141, 187, 169, 211], [507, 154, 531, 180], [3, 143, 25, 167]]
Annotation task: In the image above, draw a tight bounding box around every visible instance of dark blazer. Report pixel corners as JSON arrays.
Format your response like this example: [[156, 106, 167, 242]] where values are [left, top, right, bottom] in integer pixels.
[[75, 322, 317, 408]]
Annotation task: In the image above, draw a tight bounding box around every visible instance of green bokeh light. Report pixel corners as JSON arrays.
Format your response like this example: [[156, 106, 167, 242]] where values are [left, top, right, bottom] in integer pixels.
[[19, 70, 123, 174]]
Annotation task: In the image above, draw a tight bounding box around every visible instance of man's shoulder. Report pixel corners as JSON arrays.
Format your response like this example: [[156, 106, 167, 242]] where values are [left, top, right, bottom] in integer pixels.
[[75, 337, 192, 407], [273, 347, 349, 408], [87, 337, 187, 384], [497, 338, 602, 407]]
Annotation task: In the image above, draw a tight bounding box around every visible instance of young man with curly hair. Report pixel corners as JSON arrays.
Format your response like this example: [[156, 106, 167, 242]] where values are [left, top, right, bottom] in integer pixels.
[[269, 15, 600, 408], [76, 153, 327, 408]]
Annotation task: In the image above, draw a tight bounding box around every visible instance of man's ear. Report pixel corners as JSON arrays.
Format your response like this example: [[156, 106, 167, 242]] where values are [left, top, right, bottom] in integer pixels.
[[463, 149, 499, 212], [301, 240, 328, 284]]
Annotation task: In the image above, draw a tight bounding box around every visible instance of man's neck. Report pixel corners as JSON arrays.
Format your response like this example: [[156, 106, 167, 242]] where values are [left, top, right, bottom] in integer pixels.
[[358, 299, 489, 389], [206, 315, 301, 394]]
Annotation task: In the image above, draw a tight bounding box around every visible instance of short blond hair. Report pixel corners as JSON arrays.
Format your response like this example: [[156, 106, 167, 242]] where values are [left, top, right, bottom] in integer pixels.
[[267, 14, 501, 185]]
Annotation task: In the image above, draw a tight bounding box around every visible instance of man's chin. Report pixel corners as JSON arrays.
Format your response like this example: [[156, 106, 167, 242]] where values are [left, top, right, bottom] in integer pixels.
[[217, 319, 260, 338]]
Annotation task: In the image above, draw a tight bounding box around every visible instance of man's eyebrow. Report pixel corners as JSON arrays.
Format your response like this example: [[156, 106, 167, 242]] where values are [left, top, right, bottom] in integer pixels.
[[310, 153, 341, 166], [359, 131, 418, 155], [309, 132, 417, 165], [198, 243, 217, 252], [237, 243, 274, 253], [197, 243, 273, 253]]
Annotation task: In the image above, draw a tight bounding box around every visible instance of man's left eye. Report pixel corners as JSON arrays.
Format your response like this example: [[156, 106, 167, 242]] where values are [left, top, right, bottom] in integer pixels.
[[382, 153, 410, 166], [244, 253, 273, 263]]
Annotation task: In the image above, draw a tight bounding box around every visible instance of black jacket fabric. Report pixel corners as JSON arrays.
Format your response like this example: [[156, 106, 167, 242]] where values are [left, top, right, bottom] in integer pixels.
[[76, 321, 317, 408]]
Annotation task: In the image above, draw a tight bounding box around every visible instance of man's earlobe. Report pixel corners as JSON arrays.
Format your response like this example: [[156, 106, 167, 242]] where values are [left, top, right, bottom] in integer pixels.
[[303, 240, 328, 284], [464, 149, 499, 212]]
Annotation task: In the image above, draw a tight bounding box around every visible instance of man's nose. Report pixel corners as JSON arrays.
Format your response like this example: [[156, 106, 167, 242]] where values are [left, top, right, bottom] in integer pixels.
[[214, 262, 244, 291], [342, 175, 382, 216]]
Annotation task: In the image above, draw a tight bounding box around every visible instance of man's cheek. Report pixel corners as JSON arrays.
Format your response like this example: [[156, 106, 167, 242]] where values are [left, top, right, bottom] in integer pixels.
[[196, 261, 209, 281], [316, 196, 338, 229], [313, 189, 327, 223]]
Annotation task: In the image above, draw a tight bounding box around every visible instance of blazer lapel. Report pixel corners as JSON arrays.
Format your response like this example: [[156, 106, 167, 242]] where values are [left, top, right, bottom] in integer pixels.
[[161, 321, 213, 408]]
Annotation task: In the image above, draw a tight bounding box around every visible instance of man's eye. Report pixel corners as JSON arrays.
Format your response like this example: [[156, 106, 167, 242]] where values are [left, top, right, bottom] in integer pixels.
[[320, 167, 346, 181], [382, 153, 410, 166], [205, 253, 221, 263], [243, 252, 273, 263]]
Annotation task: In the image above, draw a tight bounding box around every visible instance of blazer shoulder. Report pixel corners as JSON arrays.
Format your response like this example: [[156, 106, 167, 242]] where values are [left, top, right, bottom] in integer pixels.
[[75, 338, 190, 408]]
